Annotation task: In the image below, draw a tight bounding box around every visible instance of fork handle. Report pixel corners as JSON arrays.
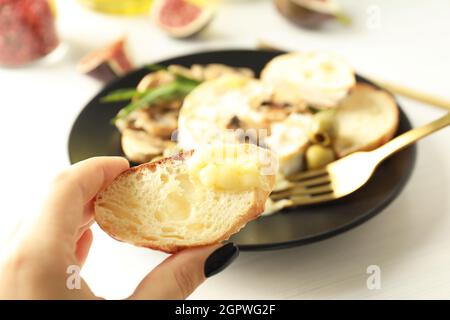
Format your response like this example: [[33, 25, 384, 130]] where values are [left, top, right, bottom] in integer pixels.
[[372, 112, 450, 161]]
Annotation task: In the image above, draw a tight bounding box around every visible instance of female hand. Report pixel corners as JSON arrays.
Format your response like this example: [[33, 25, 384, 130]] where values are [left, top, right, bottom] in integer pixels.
[[0, 157, 238, 299]]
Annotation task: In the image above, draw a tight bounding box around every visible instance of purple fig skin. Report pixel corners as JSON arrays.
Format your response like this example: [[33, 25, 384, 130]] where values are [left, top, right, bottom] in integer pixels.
[[274, 0, 334, 29], [78, 38, 134, 83], [171, 14, 214, 39], [152, 0, 214, 39], [85, 60, 123, 83]]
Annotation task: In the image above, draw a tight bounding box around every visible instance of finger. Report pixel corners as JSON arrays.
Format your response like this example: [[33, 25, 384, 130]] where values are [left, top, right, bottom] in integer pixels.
[[82, 200, 96, 227], [38, 157, 129, 239], [76, 219, 95, 241], [75, 228, 93, 266], [129, 243, 239, 300], [74, 200, 96, 240]]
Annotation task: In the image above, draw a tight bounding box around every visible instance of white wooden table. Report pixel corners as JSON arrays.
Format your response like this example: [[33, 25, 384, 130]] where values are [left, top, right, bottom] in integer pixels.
[[0, 0, 449, 299]]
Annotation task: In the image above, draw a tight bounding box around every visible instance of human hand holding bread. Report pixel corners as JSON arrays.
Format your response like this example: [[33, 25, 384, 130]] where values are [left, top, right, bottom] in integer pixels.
[[0, 51, 401, 300], [95, 143, 277, 253], [0, 144, 276, 299]]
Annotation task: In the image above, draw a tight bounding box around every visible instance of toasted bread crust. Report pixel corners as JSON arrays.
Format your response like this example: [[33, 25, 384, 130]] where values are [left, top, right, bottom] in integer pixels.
[[94, 149, 274, 253], [335, 123, 398, 158], [334, 83, 399, 158]]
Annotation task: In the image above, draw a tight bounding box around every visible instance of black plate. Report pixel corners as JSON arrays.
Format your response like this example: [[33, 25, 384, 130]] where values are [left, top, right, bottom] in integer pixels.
[[68, 49, 416, 251]]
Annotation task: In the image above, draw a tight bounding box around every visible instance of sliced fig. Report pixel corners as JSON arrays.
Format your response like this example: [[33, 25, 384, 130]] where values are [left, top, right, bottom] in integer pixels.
[[77, 37, 134, 83], [292, 0, 341, 15], [274, 0, 349, 29], [152, 0, 214, 38]]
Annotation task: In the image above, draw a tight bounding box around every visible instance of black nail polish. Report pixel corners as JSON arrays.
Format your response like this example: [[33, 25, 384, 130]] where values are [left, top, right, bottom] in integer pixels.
[[204, 243, 239, 278]]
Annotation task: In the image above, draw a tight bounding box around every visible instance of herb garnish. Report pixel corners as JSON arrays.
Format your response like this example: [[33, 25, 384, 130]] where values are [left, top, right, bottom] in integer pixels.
[[101, 64, 202, 123]]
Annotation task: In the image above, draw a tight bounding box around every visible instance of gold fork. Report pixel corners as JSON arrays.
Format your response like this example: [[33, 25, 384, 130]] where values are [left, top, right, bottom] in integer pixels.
[[271, 113, 450, 206]]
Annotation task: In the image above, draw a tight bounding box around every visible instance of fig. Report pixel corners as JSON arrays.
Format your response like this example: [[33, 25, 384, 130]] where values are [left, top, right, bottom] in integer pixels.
[[77, 37, 134, 83], [274, 0, 350, 29], [152, 0, 214, 38]]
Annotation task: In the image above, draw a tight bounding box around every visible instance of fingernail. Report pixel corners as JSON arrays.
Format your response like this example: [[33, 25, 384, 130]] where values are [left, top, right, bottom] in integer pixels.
[[204, 243, 239, 278]]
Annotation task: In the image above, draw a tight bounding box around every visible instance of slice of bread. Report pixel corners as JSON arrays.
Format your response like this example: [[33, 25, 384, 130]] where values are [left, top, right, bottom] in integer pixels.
[[95, 144, 276, 253], [333, 83, 399, 157]]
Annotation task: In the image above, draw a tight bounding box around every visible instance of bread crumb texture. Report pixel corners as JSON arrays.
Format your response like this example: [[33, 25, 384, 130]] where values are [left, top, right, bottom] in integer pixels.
[[95, 144, 275, 253]]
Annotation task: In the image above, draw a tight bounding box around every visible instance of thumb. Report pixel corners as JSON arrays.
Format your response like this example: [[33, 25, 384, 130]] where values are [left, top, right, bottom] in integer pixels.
[[129, 243, 239, 300]]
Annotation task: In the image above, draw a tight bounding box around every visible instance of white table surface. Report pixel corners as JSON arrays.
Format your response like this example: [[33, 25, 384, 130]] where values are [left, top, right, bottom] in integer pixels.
[[0, 0, 449, 299]]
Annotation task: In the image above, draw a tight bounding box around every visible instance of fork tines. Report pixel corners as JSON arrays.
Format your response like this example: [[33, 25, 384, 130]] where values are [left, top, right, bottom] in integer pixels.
[[270, 168, 336, 204]]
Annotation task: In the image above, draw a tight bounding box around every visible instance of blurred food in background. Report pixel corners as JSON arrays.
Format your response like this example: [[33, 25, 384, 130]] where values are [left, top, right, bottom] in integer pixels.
[[78, 0, 153, 15], [0, 0, 59, 67], [77, 37, 134, 82], [106, 63, 254, 163], [96, 49, 402, 216], [101, 51, 358, 175], [151, 0, 215, 38], [261, 52, 355, 108], [78, 0, 215, 39], [76, 0, 217, 81], [274, 0, 350, 28]]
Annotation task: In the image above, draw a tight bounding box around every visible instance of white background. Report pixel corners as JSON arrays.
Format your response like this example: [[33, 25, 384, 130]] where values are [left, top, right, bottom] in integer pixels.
[[0, 0, 449, 299]]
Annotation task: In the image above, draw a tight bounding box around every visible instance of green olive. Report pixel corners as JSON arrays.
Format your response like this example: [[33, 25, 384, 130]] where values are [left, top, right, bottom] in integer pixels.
[[308, 109, 336, 146], [306, 144, 336, 170], [309, 131, 331, 146], [310, 109, 335, 134]]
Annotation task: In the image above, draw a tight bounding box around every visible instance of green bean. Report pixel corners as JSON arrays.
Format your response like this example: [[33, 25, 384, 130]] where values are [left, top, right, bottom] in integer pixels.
[[111, 81, 196, 123], [100, 88, 140, 102]]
